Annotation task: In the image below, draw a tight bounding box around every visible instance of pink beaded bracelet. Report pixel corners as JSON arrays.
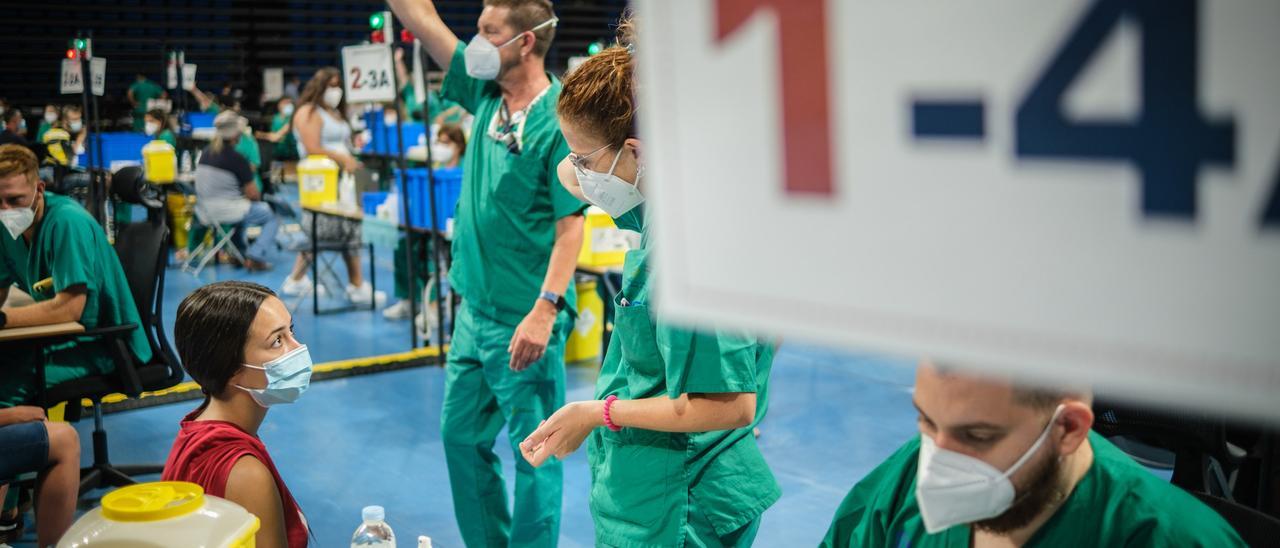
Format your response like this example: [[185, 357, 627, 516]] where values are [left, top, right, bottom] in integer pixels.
[[603, 395, 622, 432]]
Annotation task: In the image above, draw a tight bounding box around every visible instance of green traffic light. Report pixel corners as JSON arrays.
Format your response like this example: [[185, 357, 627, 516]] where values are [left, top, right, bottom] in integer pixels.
[[74, 38, 87, 51], [369, 13, 385, 30], [587, 41, 603, 55]]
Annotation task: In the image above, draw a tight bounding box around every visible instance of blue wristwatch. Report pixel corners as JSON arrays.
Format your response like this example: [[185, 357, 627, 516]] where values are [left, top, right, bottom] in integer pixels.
[[539, 290, 566, 311]]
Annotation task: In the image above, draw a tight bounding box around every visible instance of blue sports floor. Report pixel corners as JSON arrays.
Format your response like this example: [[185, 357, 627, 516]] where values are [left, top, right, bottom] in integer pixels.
[[8, 208, 917, 545]]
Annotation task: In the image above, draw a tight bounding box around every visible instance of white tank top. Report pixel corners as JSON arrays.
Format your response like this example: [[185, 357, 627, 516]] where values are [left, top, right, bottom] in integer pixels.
[[295, 106, 352, 158]]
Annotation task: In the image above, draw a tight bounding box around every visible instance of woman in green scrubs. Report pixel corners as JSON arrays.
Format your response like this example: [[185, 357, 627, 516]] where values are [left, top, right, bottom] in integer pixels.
[[518, 44, 779, 547]]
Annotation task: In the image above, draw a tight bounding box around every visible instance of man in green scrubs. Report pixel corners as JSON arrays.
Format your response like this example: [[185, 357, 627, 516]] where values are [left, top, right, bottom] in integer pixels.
[[388, 1, 586, 546], [821, 362, 1245, 547], [127, 73, 166, 133], [0, 145, 152, 408]]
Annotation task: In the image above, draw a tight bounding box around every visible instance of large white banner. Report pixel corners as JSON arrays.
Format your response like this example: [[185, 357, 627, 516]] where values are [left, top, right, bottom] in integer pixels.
[[637, 0, 1280, 421]]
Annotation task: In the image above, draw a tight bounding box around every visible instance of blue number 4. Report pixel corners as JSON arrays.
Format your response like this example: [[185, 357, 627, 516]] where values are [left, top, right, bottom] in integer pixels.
[[1016, 0, 1235, 220]]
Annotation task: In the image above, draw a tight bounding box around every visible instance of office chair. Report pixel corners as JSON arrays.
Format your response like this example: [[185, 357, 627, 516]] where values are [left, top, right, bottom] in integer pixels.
[[40, 182, 184, 494], [1093, 398, 1248, 499], [1191, 491, 1280, 547]]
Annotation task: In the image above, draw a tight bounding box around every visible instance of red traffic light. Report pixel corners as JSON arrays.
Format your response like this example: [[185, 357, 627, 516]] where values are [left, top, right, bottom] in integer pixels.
[[66, 49, 77, 59], [400, 29, 415, 43], [371, 30, 385, 43]]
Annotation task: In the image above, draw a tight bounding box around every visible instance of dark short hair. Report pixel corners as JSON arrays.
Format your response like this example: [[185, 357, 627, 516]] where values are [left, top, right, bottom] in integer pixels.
[[484, 0, 556, 57], [175, 281, 277, 403]]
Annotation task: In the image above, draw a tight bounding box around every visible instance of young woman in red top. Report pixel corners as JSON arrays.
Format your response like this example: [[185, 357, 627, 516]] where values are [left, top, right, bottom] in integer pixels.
[[163, 281, 312, 548]]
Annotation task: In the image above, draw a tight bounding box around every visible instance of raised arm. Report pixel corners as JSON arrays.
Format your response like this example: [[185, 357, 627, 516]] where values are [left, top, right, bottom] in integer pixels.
[[387, 0, 460, 70]]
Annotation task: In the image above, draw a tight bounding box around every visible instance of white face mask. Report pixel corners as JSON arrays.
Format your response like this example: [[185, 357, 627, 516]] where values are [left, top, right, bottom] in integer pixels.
[[280, 104, 295, 117], [577, 147, 644, 218], [69, 120, 83, 133], [144, 121, 160, 136], [384, 111, 398, 126], [0, 195, 38, 240], [44, 112, 58, 124], [431, 142, 455, 163], [914, 405, 1064, 534], [323, 87, 343, 109], [464, 17, 558, 81]]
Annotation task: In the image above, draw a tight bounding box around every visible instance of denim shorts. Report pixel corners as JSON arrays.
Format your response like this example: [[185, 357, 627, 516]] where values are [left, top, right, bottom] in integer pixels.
[[0, 422, 49, 481]]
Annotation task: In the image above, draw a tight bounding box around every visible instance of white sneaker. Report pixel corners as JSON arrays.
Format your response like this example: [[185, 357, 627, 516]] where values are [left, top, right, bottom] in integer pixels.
[[282, 275, 327, 298], [347, 282, 387, 306], [382, 300, 413, 320], [415, 306, 441, 340]]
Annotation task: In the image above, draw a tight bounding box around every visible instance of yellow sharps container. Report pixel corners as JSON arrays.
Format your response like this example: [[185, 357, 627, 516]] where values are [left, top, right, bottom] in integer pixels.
[[565, 278, 605, 364], [57, 481, 260, 548], [141, 140, 177, 184], [297, 154, 339, 208]]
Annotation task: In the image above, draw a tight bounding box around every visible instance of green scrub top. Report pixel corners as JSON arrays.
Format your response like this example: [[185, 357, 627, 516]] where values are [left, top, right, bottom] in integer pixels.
[[0, 193, 153, 406], [402, 86, 466, 125], [440, 41, 586, 326], [204, 103, 221, 115], [35, 122, 52, 142], [821, 431, 1245, 547], [270, 114, 298, 160], [129, 79, 164, 115], [157, 129, 177, 149], [586, 205, 780, 547], [233, 132, 262, 192]]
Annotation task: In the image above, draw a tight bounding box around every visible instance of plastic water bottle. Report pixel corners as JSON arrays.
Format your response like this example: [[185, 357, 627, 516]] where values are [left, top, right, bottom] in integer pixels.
[[351, 506, 396, 548]]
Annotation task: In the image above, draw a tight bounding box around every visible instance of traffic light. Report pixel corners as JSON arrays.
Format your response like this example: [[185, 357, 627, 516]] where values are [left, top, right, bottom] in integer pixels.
[[66, 37, 87, 60], [369, 11, 392, 44], [587, 41, 605, 56]]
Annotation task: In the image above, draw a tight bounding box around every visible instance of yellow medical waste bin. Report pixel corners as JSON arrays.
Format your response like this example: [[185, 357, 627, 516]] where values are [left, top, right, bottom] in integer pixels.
[[298, 154, 340, 208], [577, 206, 628, 268], [58, 481, 260, 548], [142, 140, 177, 184], [566, 278, 604, 363], [168, 192, 193, 250]]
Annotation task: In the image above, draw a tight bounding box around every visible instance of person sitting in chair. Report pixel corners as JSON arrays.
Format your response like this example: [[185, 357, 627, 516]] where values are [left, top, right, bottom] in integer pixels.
[[0, 144, 152, 407], [193, 111, 279, 271], [163, 281, 311, 548]]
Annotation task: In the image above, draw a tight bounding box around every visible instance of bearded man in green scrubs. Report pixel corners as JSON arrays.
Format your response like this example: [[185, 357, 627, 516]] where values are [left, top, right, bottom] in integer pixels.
[[821, 361, 1244, 547], [388, 1, 585, 546], [0, 145, 152, 408]]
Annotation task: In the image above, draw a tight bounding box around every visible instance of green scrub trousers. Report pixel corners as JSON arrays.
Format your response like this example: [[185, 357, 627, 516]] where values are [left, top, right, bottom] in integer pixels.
[[442, 303, 570, 547]]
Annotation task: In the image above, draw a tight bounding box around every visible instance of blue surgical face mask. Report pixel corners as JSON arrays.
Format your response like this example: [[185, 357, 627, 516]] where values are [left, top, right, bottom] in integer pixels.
[[237, 344, 313, 407]]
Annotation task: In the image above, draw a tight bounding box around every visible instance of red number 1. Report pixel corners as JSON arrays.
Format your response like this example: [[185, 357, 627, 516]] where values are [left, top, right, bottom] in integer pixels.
[[717, 0, 834, 196]]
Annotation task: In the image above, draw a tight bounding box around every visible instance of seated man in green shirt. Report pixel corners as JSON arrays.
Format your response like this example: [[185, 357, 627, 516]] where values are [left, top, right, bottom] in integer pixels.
[[0, 145, 152, 408], [821, 361, 1244, 548]]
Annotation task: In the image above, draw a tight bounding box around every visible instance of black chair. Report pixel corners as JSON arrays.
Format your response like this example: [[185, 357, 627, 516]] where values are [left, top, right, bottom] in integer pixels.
[[1191, 491, 1280, 547], [39, 209, 184, 494], [1093, 398, 1248, 498]]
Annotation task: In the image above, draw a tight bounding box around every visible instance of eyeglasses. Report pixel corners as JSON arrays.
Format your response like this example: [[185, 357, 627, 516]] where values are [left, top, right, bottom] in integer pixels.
[[488, 101, 525, 155], [568, 143, 610, 173]]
